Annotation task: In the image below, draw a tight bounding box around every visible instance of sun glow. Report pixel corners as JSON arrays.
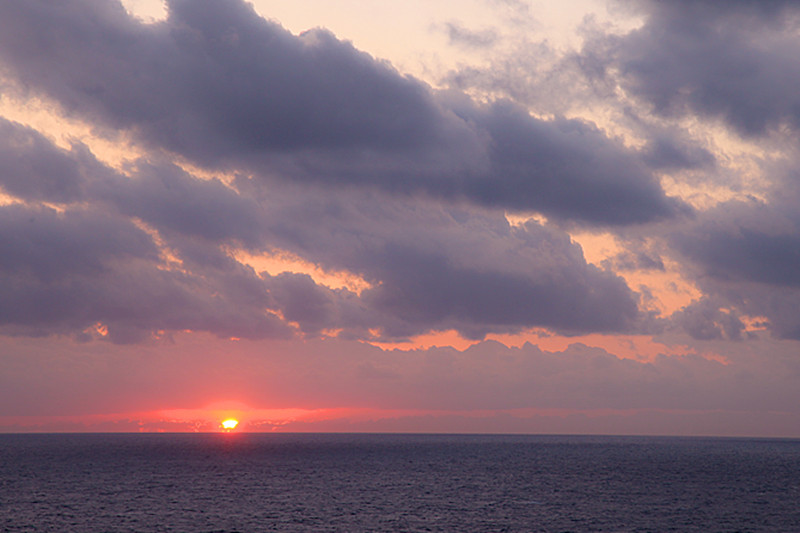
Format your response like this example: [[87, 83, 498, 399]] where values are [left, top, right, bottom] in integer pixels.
[[220, 418, 239, 430]]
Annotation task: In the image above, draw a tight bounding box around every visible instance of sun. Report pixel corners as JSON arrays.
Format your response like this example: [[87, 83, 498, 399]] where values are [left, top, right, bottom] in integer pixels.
[[220, 418, 239, 431]]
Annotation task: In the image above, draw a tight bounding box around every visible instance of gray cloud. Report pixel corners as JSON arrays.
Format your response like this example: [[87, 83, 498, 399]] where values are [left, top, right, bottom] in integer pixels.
[[598, 0, 800, 136], [0, 202, 288, 343], [0, 0, 660, 342], [0, 113, 643, 342], [503, 0, 800, 342], [672, 298, 746, 341], [5, 0, 800, 347], [0, 119, 88, 203], [675, 223, 800, 288], [475, 104, 686, 223], [667, 198, 800, 340], [0, 204, 155, 284], [638, 132, 716, 171], [359, 232, 637, 337], [97, 160, 266, 248], [441, 11, 718, 180], [248, 181, 643, 339], [0, 0, 684, 226]]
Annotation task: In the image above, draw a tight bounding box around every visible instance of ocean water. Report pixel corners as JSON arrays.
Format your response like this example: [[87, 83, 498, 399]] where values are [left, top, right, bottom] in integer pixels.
[[1, 433, 799, 532]]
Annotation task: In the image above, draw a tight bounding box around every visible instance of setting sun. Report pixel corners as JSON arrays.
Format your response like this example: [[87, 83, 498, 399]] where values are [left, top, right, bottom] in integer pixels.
[[221, 418, 239, 430]]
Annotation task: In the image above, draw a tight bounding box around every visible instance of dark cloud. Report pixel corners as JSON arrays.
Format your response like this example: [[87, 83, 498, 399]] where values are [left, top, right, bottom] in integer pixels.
[[471, 103, 685, 223], [0, 0, 440, 156], [490, 0, 800, 342], [0, 203, 288, 343], [676, 224, 800, 287], [0, 109, 643, 342], [96, 161, 266, 248], [638, 133, 716, 171], [17, 0, 800, 346], [0, 118, 87, 203], [0, 204, 155, 283], [249, 183, 642, 339], [0, 0, 684, 226], [598, 0, 800, 136], [672, 298, 745, 341], [360, 234, 637, 337], [672, 283, 800, 342], [265, 272, 338, 335], [668, 199, 800, 340], [440, 11, 718, 181]]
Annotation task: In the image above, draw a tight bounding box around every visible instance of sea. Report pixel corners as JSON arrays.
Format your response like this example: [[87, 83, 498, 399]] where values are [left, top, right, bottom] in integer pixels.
[[1, 433, 799, 532]]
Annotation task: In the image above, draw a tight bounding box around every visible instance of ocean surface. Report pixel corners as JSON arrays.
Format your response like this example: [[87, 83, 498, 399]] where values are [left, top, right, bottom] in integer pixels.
[[1, 433, 799, 532]]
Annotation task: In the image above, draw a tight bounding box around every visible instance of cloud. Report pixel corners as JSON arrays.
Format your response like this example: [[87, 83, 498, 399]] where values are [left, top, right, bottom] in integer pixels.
[[4, 335, 800, 418], [0, 0, 672, 343], [0, 201, 289, 343], [441, 22, 499, 49], [440, 7, 718, 182], [597, 0, 800, 136], [0, 113, 642, 342], [358, 225, 638, 337], [0, 0, 684, 226], [0, 118, 88, 203], [638, 130, 716, 171], [1, 0, 797, 348], [97, 160, 266, 248], [493, 0, 800, 343], [250, 183, 642, 338], [666, 196, 800, 340], [671, 298, 745, 341], [674, 216, 800, 288]]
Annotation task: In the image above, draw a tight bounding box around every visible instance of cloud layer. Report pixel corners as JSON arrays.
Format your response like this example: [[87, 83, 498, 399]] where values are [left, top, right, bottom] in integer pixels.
[[0, 0, 682, 225], [0, 113, 645, 342], [0, 0, 693, 343]]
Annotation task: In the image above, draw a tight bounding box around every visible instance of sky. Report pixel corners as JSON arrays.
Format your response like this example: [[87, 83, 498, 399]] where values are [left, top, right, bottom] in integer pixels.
[[1, 0, 799, 436]]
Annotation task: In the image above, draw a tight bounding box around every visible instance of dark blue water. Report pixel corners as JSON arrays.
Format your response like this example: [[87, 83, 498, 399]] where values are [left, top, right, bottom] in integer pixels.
[[1, 433, 798, 532]]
